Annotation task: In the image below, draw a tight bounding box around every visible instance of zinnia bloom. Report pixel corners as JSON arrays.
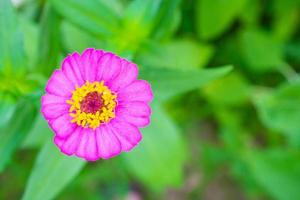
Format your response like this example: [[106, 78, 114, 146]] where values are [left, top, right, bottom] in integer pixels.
[[41, 48, 153, 160]]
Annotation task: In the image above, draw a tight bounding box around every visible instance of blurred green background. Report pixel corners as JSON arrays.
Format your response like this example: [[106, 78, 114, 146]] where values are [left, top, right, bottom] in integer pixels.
[[1, 0, 300, 199]]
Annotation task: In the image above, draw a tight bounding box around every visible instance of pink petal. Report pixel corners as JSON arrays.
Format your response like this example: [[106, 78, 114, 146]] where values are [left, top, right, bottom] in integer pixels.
[[116, 102, 151, 127], [45, 70, 74, 97], [41, 93, 67, 105], [101, 54, 122, 84], [81, 48, 104, 82], [95, 124, 121, 159], [54, 136, 65, 148], [75, 128, 98, 161], [117, 80, 153, 103], [109, 120, 142, 152], [62, 53, 85, 87], [41, 103, 69, 119], [109, 59, 138, 92], [49, 114, 76, 138], [60, 127, 83, 156]]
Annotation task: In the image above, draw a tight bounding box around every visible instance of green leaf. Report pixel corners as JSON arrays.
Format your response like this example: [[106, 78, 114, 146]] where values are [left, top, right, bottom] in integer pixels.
[[253, 81, 300, 145], [136, 39, 214, 70], [22, 113, 52, 149], [50, 0, 120, 37], [0, 93, 16, 128], [246, 149, 300, 200], [61, 21, 105, 53], [140, 65, 232, 100], [22, 141, 86, 200], [196, 0, 246, 40], [0, 0, 27, 74], [240, 29, 284, 72], [204, 72, 251, 106], [36, 4, 62, 76], [0, 99, 37, 172], [123, 102, 186, 191]]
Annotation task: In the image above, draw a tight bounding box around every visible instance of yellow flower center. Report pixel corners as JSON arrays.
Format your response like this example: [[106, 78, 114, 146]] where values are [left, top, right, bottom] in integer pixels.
[[66, 81, 117, 129]]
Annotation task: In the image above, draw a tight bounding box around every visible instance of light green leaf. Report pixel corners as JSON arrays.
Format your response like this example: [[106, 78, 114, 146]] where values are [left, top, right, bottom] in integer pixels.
[[61, 21, 105, 53], [22, 113, 52, 149], [22, 141, 86, 200], [0, 0, 27, 74], [36, 4, 62, 76], [140, 65, 232, 100], [240, 29, 284, 72], [0, 100, 37, 172], [254, 81, 300, 145], [50, 0, 120, 37], [204, 72, 251, 106], [123, 102, 186, 191], [0, 93, 16, 128], [136, 39, 214, 70], [246, 149, 300, 200], [196, 0, 246, 40]]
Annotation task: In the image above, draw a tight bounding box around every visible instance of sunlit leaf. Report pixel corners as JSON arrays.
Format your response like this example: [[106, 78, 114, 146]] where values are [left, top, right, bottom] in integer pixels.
[[22, 141, 86, 200], [254, 81, 300, 145], [0, 100, 37, 172], [0, 0, 27, 74], [195, 0, 246, 40], [140, 65, 232, 100], [50, 0, 120, 37], [123, 102, 186, 191], [136, 39, 214, 70], [246, 149, 300, 200]]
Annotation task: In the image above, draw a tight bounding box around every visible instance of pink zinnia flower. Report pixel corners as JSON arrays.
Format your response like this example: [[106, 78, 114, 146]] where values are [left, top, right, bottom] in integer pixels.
[[41, 48, 153, 161]]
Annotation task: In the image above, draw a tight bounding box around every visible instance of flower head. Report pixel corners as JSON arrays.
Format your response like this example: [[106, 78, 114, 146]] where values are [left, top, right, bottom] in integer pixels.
[[41, 48, 153, 160]]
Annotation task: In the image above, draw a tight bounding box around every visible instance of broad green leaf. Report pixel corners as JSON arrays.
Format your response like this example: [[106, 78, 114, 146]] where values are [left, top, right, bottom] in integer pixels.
[[204, 72, 251, 106], [196, 0, 246, 40], [240, 29, 284, 72], [36, 4, 62, 76], [22, 113, 52, 149], [246, 149, 300, 200], [22, 141, 86, 200], [0, 0, 27, 75], [123, 102, 186, 191], [50, 0, 120, 37], [0, 93, 16, 128], [151, 0, 181, 39], [140, 65, 232, 100], [254, 81, 300, 145], [61, 21, 105, 53], [136, 39, 214, 70], [19, 17, 38, 70], [113, 0, 181, 54], [0, 100, 37, 172], [272, 0, 300, 41]]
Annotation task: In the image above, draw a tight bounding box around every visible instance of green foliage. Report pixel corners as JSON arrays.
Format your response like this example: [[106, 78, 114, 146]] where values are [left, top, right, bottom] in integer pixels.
[[22, 141, 86, 200], [0, 0, 300, 199], [254, 81, 300, 145], [0, 100, 37, 172], [124, 102, 186, 191], [246, 149, 300, 200], [195, 0, 246, 40]]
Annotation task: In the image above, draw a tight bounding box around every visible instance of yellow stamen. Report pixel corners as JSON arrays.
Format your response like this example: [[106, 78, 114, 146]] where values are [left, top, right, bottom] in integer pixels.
[[66, 80, 117, 129]]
